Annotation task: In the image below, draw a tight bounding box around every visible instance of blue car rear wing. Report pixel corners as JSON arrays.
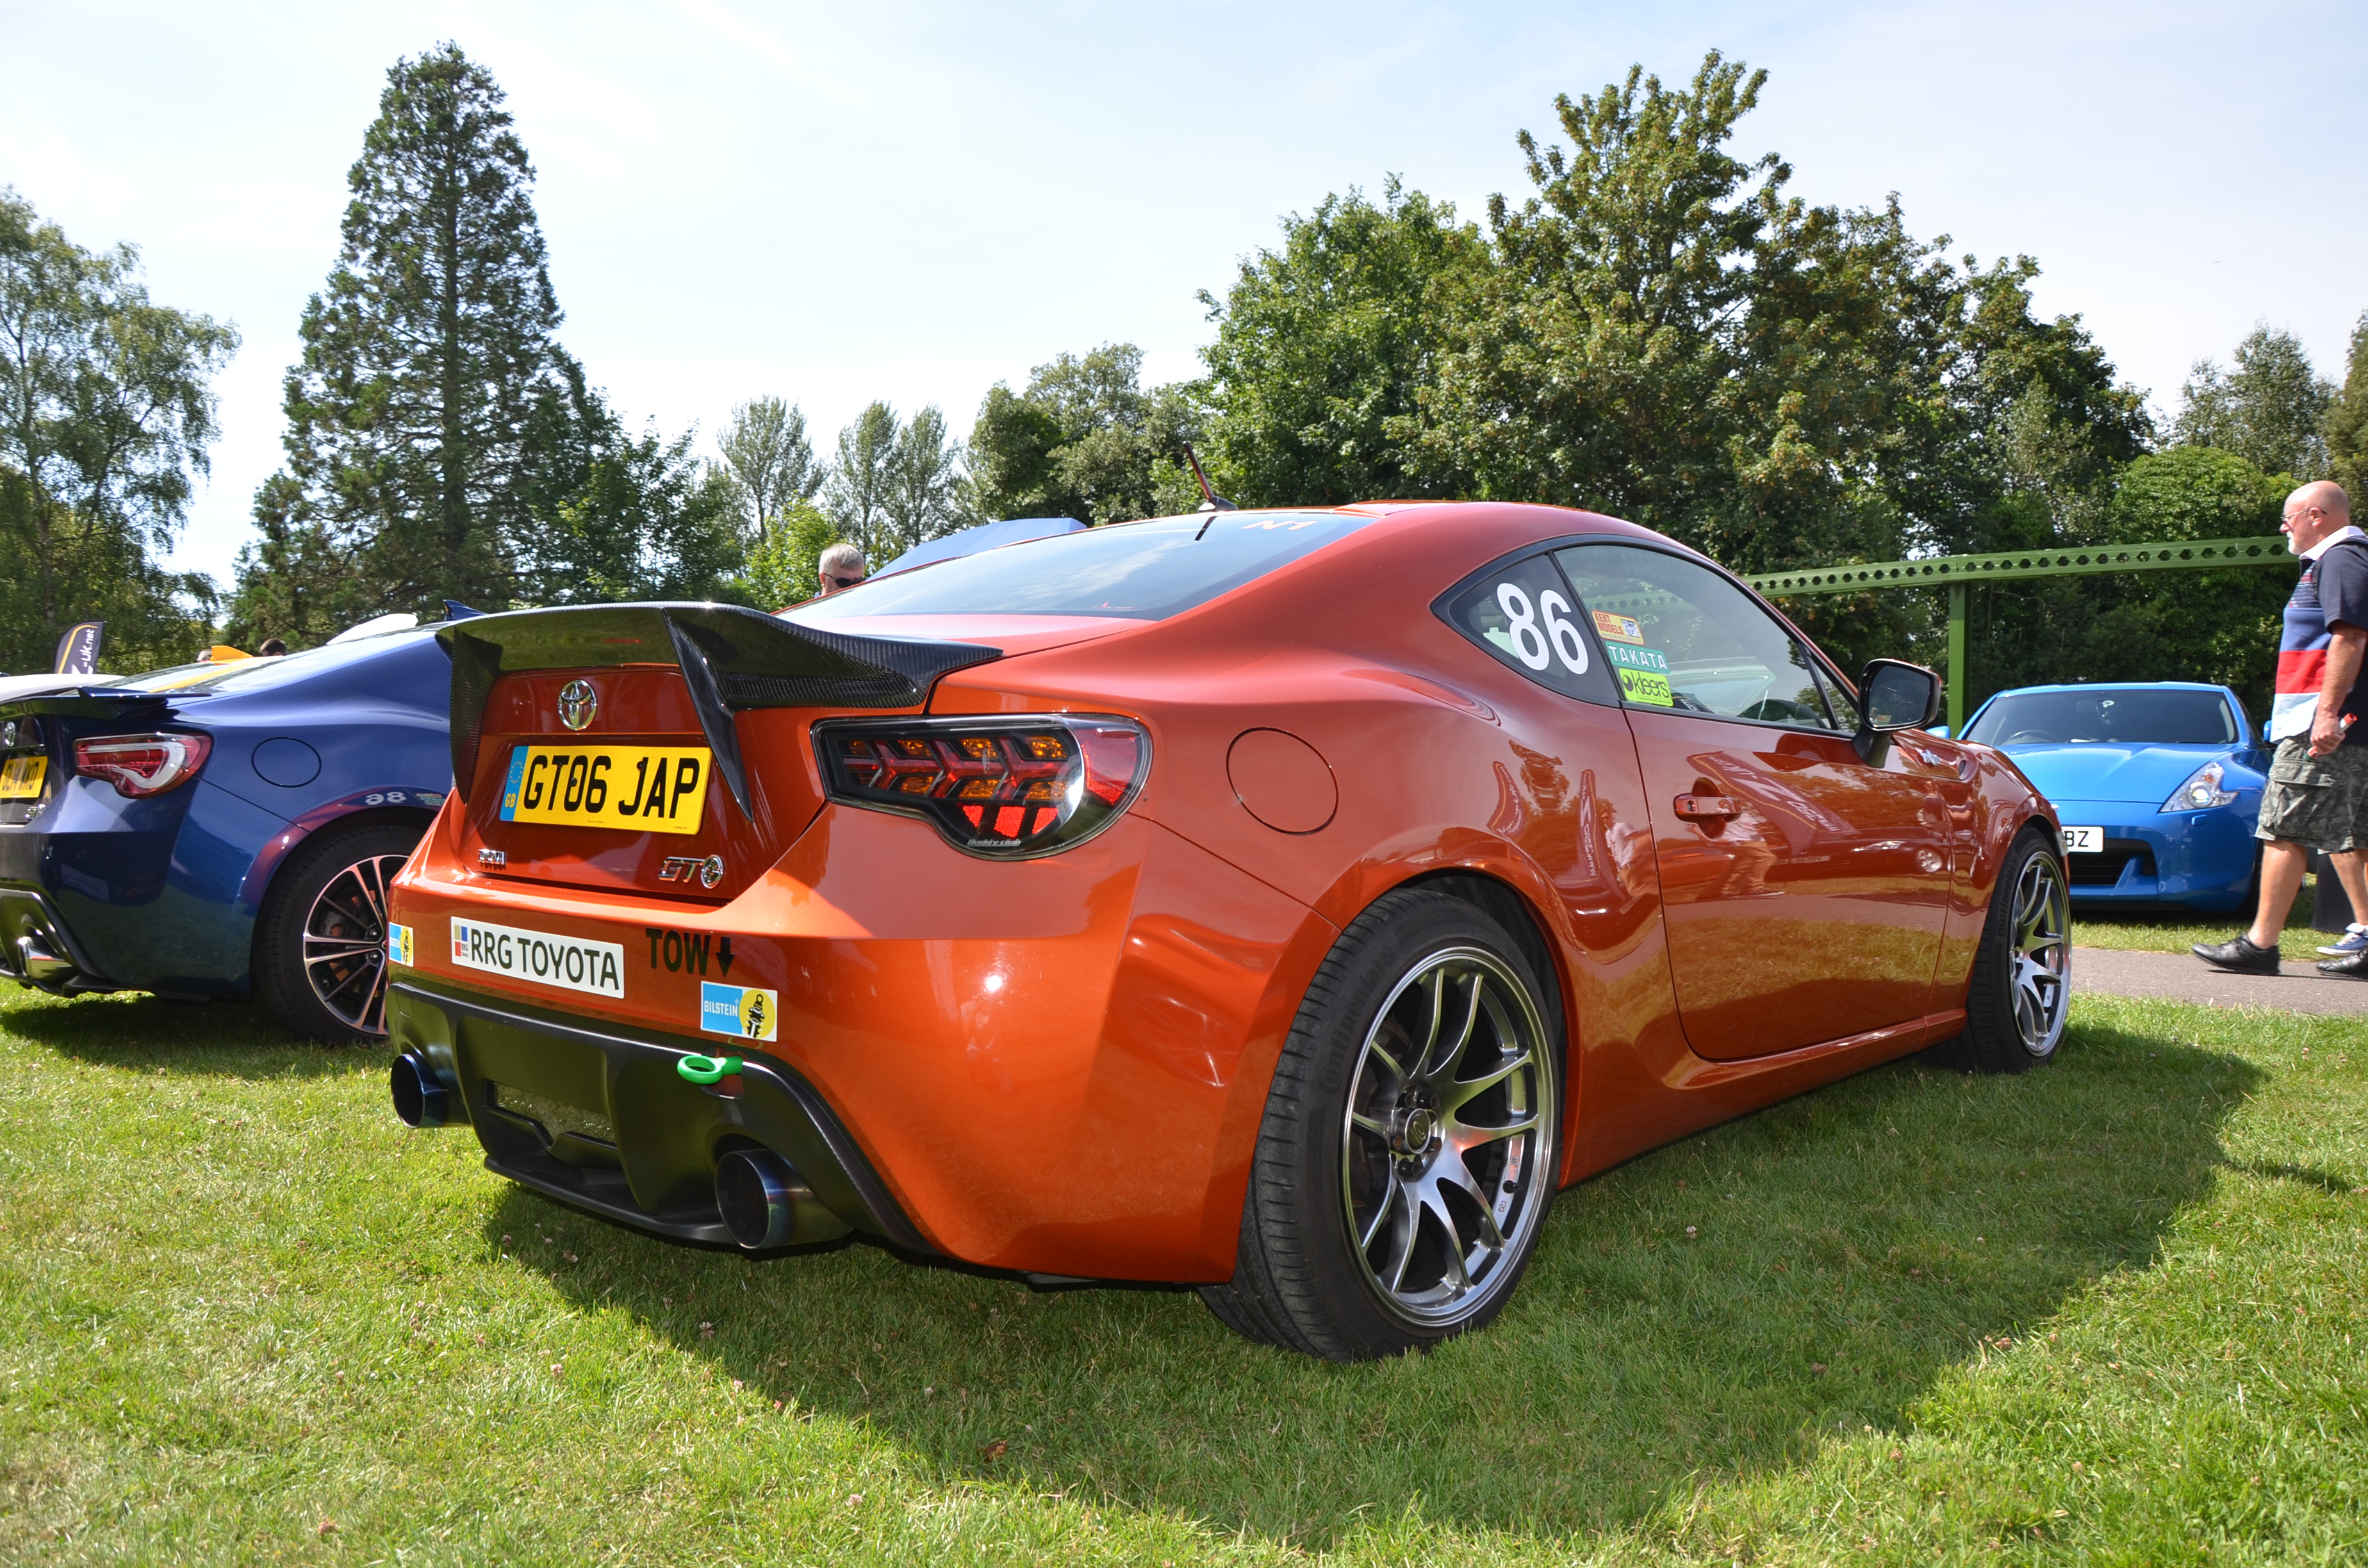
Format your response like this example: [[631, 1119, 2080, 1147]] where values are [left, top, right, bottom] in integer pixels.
[[0, 689, 172, 722], [437, 603, 1003, 817]]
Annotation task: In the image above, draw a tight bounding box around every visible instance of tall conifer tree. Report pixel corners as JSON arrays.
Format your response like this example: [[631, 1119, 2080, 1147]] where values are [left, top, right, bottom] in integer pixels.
[[274, 42, 566, 616]]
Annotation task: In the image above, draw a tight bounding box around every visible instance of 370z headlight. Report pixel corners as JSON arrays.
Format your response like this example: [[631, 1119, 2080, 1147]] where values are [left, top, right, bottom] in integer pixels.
[[2161, 760, 2239, 813], [816, 715, 1150, 859]]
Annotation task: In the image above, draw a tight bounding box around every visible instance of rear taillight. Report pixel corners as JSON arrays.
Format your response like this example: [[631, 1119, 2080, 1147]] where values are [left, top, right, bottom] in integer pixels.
[[74, 733, 212, 797], [818, 715, 1149, 858]]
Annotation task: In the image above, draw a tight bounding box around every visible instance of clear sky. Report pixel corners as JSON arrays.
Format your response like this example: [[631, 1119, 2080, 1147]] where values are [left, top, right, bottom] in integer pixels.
[[4, 0, 2361, 585]]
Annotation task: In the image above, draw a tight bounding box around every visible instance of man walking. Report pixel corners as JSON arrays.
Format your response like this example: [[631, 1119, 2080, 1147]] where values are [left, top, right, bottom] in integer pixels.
[[2196, 481, 2368, 976]]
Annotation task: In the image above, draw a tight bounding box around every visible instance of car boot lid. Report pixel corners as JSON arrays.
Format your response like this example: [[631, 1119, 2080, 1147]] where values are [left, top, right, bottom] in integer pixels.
[[439, 602, 1005, 818]]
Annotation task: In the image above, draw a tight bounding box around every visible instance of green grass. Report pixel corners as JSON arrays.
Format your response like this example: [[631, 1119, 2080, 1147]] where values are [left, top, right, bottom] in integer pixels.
[[2076, 876, 2342, 962], [3, 985, 2364, 1564]]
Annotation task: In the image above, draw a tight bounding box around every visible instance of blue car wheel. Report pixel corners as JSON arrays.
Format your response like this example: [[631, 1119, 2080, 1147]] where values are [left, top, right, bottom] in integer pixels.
[[252, 819, 420, 1042]]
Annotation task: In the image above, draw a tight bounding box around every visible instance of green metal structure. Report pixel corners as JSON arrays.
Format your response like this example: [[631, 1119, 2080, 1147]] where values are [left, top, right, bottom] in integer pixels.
[[1742, 536, 2294, 734]]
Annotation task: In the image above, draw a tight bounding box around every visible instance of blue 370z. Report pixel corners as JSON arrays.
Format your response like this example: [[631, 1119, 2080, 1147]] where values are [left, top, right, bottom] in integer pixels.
[[1958, 681, 2266, 913]]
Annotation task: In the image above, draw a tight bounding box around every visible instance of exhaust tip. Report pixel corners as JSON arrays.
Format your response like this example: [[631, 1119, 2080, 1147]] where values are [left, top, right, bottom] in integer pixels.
[[716, 1148, 848, 1250], [391, 1051, 454, 1129]]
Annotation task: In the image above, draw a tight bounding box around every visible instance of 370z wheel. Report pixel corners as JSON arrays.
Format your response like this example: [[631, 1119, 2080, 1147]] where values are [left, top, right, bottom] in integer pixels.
[[1953, 826, 2072, 1072], [1202, 887, 1562, 1360], [252, 821, 422, 1043]]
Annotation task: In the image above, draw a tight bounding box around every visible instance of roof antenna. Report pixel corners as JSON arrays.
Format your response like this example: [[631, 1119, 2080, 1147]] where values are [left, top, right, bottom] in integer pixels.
[[1183, 444, 1236, 512], [1183, 443, 1235, 539]]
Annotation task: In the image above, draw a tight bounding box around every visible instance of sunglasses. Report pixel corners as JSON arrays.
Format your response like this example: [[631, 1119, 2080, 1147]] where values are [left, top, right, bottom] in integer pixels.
[[826, 573, 866, 589]]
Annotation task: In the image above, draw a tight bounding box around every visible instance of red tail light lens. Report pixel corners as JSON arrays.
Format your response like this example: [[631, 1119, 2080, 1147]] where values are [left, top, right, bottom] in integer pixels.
[[818, 716, 1149, 858], [74, 733, 213, 797]]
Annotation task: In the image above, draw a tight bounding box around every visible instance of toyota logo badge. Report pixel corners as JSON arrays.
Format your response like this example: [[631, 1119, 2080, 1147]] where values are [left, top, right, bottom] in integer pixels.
[[557, 680, 598, 731]]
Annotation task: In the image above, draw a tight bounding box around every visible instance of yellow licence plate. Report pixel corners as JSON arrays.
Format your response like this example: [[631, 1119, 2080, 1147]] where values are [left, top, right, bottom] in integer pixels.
[[499, 745, 712, 835], [0, 755, 45, 801]]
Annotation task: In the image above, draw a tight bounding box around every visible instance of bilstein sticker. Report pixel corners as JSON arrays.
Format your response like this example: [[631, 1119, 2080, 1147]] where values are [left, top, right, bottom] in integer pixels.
[[700, 981, 778, 1041], [449, 917, 625, 998], [387, 923, 415, 967]]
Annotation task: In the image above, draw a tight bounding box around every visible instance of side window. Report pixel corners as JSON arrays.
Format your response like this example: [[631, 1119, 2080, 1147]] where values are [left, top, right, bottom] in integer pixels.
[[1813, 662, 1860, 731], [1552, 543, 1842, 730], [1438, 551, 1621, 705]]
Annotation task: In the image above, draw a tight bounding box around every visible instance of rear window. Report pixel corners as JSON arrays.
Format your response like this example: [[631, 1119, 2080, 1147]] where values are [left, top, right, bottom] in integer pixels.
[[118, 628, 442, 695], [787, 511, 1377, 623], [1964, 688, 2239, 746]]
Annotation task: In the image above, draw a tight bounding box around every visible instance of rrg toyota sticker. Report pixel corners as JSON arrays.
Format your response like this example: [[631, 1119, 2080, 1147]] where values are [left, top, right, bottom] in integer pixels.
[[449, 917, 624, 998]]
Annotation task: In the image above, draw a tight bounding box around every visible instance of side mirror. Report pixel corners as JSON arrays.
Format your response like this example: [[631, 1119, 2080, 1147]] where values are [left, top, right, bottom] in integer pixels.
[[1855, 659, 1943, 760]]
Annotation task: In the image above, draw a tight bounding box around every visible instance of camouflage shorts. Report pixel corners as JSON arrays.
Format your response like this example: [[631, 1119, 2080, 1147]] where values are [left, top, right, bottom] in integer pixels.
[[2257, 737, 2368, 854]]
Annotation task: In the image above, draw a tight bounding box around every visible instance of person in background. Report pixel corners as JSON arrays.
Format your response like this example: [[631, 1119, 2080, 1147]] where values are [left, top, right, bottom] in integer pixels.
[[258, 638, 288, 657], [815, 542, 866, 600], [2194, 480, 2368, 976]]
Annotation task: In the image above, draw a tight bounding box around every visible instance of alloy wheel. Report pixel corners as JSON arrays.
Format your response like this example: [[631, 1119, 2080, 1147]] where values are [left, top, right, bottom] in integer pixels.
[[2010, 852, 2071, 1056], [1341, 945, 1555, 1327], [303, 853, 406, 1037]]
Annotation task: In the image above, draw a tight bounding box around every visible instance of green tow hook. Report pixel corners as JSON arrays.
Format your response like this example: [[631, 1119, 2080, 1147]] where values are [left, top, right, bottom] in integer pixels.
[[677, 1054, 743, 1085]]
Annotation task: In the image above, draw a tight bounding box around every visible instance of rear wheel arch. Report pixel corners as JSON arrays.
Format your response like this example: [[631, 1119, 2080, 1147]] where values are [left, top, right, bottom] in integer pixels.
[[249, 808, 434, 1041], [1399, 870, 1570, 1059], [243, 804, 437, 915]]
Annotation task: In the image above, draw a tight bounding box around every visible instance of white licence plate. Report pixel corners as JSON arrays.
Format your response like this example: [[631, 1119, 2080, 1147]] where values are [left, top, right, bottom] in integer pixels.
[[448, 917, 624, 998], [2062, 826, 2105, 854]]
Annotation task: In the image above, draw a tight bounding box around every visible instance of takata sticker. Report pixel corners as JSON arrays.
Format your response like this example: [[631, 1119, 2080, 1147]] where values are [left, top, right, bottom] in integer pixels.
[[700, 981, 778, 1041], [388, 923, 415, 966], [1592, 610, 1646, 644], [1604, 642, 1674, 706]]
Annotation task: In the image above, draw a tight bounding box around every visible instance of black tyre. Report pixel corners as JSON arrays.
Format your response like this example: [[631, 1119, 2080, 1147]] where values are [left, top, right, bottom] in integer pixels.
[[252, 820, 422, 1043], [1201, 887, 1563, 1360], [1951, 826, 2072, 1073]]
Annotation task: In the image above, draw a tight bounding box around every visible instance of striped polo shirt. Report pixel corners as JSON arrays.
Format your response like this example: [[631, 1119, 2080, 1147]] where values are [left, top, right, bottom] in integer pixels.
[[2269, 525, 2368, 744]]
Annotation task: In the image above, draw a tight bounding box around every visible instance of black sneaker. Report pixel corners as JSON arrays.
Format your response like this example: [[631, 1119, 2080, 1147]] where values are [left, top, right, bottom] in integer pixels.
[[2192, 935, 2280, 974], [2318, 951, 2368, 979]]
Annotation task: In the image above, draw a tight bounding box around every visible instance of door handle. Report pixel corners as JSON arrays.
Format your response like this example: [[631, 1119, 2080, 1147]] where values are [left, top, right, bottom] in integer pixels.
[[1673, 794, 1741, 821]]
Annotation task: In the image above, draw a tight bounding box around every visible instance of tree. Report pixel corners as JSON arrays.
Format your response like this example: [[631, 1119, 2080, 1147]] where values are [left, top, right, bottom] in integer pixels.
[[881, 404, 964, 561], [963, 343, 1202, 525], [734, 498, 841, 608], [964, 384, 1066, 525], [1396, 54, 2150, 588], [221, 474, 367, 650], [272, 42, 570, 617], [823, 401, 899, 566], [1198, 180, 1492, 507], [1954, 447, 2292, 717], [2319, 313, 2368, 500], [2174, 325, 2333, 480], [715, 395, 822, 544], [0, 187, 235, 673], [511, 377, 743, 604]]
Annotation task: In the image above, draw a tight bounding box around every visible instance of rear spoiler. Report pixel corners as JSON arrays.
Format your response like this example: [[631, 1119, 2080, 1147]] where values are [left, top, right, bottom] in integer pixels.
[[438, 603, 1003, 816], [0, 688, 171, 722]]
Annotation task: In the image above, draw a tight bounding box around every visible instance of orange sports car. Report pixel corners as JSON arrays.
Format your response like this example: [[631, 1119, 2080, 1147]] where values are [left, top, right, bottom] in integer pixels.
[[383, 502, 2068, 1360]]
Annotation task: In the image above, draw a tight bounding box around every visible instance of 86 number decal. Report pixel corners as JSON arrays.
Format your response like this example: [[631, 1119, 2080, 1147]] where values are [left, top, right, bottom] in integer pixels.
[[1445, 552, 1618, 704], [1492, 582, 1590, 676]]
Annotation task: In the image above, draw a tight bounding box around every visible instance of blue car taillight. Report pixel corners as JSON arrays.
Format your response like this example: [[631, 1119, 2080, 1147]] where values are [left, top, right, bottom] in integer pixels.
[[817, 715, 1149, 858], [73, 733, 212, 798]]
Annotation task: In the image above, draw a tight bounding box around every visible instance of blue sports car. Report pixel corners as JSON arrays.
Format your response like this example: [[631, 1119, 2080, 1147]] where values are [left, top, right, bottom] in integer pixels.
[[0, 621, 456, 1040], [1957, 682, 2267, 913]]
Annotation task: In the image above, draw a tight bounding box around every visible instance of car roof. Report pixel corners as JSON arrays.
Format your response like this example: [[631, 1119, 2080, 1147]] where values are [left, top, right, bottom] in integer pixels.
[[1980, 681, 2237, 696]]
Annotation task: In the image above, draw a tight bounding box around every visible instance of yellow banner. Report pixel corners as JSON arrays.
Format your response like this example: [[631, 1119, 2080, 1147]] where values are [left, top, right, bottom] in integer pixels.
[[499, 745, 712, 835]]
